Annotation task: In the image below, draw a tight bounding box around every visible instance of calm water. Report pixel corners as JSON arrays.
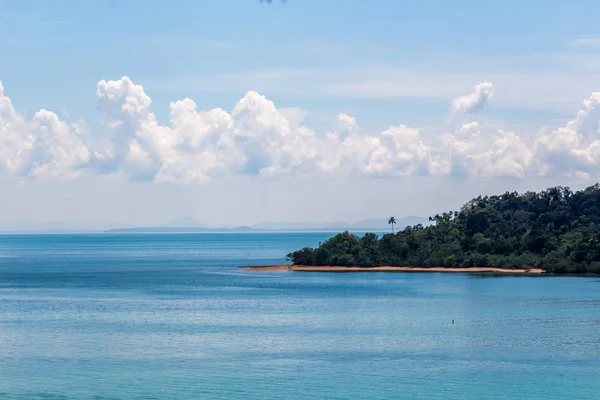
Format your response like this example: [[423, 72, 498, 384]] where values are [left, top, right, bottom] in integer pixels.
[[1, 233, 599, 399]]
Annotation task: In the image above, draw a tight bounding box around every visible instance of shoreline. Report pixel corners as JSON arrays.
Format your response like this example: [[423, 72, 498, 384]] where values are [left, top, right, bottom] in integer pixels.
[[245, 265, 545, 274]]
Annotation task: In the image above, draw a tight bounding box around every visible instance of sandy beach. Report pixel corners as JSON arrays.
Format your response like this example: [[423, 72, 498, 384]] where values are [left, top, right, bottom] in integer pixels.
[[246, 265, 544, 274]]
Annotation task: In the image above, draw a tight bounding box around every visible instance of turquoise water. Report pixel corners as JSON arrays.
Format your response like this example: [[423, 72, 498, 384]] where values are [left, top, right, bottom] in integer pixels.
[[1, 233, 599, 399]]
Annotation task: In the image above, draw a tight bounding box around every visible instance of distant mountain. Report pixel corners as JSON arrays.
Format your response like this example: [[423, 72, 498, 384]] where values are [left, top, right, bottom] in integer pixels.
[[252, 217, 428, 232], [252, 221, 352, 230], [1, 216, 431, 234], [105, 216, 430, 234], [106, 225, 258, 234], [159, 217, 205, 228]]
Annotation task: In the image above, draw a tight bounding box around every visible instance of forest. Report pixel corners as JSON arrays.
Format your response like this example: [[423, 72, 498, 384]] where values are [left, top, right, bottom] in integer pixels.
[[287, 184, 600, 273]]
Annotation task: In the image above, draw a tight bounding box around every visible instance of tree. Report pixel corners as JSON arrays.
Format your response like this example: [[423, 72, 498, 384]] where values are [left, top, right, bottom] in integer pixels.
[[388, 217, 396, 233], [287, 183, 600, 273]]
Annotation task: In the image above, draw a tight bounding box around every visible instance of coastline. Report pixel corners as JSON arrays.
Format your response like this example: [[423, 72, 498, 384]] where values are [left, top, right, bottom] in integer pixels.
[[246, 265, 545, 274]]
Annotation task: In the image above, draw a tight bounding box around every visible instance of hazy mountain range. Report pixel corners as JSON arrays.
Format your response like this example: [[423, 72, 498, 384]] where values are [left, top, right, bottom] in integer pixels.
[[106, 216, 429, 233], [0, 216, 429, 234]]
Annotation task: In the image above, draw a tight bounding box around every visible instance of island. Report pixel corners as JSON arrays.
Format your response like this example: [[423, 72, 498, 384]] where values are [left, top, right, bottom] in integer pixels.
[[258, 184, 600, 274]]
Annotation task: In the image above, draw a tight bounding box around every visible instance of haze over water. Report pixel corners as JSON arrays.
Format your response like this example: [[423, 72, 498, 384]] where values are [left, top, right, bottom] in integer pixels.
[[1, 233, 599, 399]]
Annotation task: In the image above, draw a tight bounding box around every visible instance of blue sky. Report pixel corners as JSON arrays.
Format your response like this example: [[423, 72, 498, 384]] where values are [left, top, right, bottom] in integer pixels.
[[1, 0, 600, 228], [3, 0, 599, 124]]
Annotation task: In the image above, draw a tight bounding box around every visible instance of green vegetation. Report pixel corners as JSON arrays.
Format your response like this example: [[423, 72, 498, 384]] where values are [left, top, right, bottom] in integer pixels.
[[287, 184, 600, 274]]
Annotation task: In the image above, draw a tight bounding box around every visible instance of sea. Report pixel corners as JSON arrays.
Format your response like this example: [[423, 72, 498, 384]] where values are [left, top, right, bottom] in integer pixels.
[[0, 233, 599, 399]]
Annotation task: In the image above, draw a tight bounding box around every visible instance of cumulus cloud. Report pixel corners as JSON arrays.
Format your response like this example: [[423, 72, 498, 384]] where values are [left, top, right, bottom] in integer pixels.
[[451, 82, 493, 114], [0, 81, 91, 179], [1, 77, 600, 183], [536, 92, 600, 175], [95, 77, 319, 182], [359, 125, 433, 177], [437, 121, 535, 179]]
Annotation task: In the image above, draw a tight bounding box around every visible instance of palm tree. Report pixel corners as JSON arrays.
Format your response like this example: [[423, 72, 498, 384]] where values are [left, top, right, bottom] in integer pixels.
[[388, 217, 396, 233]]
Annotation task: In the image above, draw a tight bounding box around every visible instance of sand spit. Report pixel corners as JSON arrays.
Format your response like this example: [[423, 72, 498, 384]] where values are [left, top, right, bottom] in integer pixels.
[[246, 265, 545, 274]]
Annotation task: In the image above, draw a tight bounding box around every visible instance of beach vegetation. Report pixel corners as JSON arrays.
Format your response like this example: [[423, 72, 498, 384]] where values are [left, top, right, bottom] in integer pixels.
[[287, 184, 600, 273]]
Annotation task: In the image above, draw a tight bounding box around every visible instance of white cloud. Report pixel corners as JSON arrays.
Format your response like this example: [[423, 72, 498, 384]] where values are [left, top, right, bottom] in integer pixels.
[[536, 92, 600, 175], [278, 107, 308, 127], [2, 77, 600, 183], [451, 82, 494, 114], [482, 130, 534, 178], [0, 81, 91, 179], [436, 121, 534, 179], [359, 125, 433, 177], [95, 78, 319, 182]]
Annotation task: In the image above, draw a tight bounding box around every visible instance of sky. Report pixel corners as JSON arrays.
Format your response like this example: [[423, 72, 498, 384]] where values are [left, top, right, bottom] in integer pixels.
[[1, 0, 600, 228]]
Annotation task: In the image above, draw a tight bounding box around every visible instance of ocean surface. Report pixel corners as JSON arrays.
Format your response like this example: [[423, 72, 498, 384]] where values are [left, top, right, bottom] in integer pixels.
[[1, 233, 599, 399]]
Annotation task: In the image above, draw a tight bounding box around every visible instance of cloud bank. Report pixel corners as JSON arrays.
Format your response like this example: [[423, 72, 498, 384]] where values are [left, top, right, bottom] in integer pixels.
[[1, 77, 600, 183]]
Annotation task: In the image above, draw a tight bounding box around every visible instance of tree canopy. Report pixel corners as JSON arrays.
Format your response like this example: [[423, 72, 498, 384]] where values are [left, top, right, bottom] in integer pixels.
[[287, 184, 600, 274]]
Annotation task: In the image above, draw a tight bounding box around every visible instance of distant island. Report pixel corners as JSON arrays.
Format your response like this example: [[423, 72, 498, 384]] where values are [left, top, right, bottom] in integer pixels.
[[284, 184, 600, 274], [0, 216, 429, 234], [104, 216, 429, 234]]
